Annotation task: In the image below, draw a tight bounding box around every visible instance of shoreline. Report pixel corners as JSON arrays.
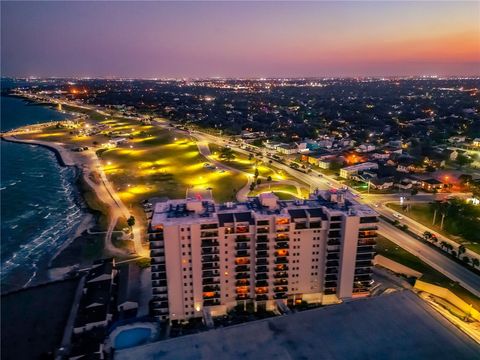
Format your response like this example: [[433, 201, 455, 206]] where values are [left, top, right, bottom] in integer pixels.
[[1, 134, 108, 285]]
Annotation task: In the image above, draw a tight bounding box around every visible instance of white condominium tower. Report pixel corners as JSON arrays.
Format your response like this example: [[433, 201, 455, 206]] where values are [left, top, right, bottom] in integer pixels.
[[148, 190, 378, 322]]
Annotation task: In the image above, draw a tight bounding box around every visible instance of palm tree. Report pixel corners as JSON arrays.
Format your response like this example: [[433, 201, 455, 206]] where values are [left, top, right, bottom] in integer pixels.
[[472, 258, 480, 268], [458, 245, 466, 258], [462, 256, 470, 264]]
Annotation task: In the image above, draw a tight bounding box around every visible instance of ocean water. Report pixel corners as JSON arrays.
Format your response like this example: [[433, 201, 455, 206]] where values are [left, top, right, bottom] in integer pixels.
[[1, 91, 84, 292]]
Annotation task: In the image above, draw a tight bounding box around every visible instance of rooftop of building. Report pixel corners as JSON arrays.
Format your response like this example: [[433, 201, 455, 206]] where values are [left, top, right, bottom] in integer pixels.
[[150, 190, 377, 228]]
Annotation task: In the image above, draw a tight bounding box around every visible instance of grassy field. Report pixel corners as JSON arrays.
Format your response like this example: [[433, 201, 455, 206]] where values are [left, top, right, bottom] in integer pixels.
[[17, 116, 247, 206], [376, 235, 480, 311], [387, 203, 480, 254]]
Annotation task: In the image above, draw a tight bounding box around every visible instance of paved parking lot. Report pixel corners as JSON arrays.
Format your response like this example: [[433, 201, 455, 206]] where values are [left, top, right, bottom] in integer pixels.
[[116, 290, 479, 360]]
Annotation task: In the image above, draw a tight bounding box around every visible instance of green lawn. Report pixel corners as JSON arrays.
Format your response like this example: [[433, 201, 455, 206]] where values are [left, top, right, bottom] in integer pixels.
[[387, 203, 480, 254], [376, 235, 480, 311]]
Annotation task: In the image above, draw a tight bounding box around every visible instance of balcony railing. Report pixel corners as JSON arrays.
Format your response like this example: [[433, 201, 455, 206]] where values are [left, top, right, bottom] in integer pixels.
[[256, 265, 269, 273], [274, 265, 288, 271], [235, 243, 250, 250], [202, 277, 220, 285], [235, 236, 250, 243], [203, 285, 220, 292], [202, 248, 220, 255], [273, 272, 288, 278], [274, 293, 287, 299], [236, 279, 250, 286], [273, 279, 288, 286], [357, 246, 375, 254], [201, 231, 218, 238], [236, 294, 249, 301], [274, 257, 288, 264], [235, 250, 250, 257], [202, 255, 220, 263], [256, 251, 268, 258], [274, 242, 289, 250], [326, 260, 339, 267], [202, 270, 220, 278], [256, 235, 269, 243], [256, 243, 269, 251], [256, 294, 268, 301], [203, 292, 220, 299], [201, 240, 219, 248], [235, 272, 250, 279], [273, 286, 288, 292], [235, 265, 250, 272], [202, 263, 219, 270], [255, 273, 268, 280], [257, 228, 270, 234], [255, 280, 268, 287], [256, 259, 269, 266], [275, 236, 290, 242]]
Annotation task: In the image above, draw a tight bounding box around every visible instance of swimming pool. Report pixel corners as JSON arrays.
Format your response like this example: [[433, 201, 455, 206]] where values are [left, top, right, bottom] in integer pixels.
[[114, 327, 152, 349]]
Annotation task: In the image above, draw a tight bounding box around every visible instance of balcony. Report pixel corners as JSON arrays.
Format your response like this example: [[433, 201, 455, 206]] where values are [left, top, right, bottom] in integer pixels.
[[255, 265, 269, 273], [328, 231, 341, 238], [151, 273, 166, 281], [275, 236, 290, 242], [235, 265, 250, 272], [256, 259, 269, 266], [354, 274, 372, 282], [256, 251, 268, 258], [255, 287, 268, 295], [202, 255, 220, 263], [274, 293, 287, 299], [203, 285, 220, 292], [326, 253, 339, 260], [274, 242, 289, 250], [273, 279, 288, 286], [274, 257, 288, 264], [274, 250, 289, 257], [309, 221, 321, 229], [256, 243, 269, 251], [324, 288, 336, 295], [255, 280, 268, 287], [201, 231, 218, 238], [273, 286, 288, 292], [204, 299, 221, 306], [325, 274, 337, 281], [256, 236, 269, 243], [203, 291, 220, 299], [273, 272, 288, 278], [356, 253, 375, 261], [235, 272, 250, 280], [357, 246, 375, 254], [326, 260, 339, 267], [236, 279, 250, 286], [202, 263, 219, 270], [201, 240, 219, 248], [295, 223, 307, 230], [202, 277, 220, 285], [255, 273, 268, 280], [355, 268, 373, 275], [327, 245, 341, 253], [256, 294, 268, 301], [235, 235, 250, 243], [201, 223, 218, 230], [150, 250, 165, 257], [324, 281, 337, 288], [235, 243, 250, 250], [358, 239, 376, 246], [235, 249, 250, 257], [202, 270, 220, 278], [356, 260, 373, 268], [274, 264, 288, 271], [276, 227, 290, 233], [325, 267, 338, 274], [257, 228, 270, 234], [327, 239, 341, 246], [236, 294, 249, 301], [202, 248, 219, 255], [235, 226, 250, 234]]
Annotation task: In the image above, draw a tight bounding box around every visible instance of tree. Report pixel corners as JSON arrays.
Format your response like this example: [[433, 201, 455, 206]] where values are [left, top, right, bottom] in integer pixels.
[[458, 245, 466, 258], [410, 188, 418, 196], [462, 256, 470, 264], [254, 168, 259, 178], [472, 258, 480, 268], [219, 147, 235, 161], [249, 183, 256, 191], [456, 154, 473, 167], [267, 175, 272, 182], [127, 216, 135, 230], [248, 153, 253, 161], [256, 178, 262, 185]]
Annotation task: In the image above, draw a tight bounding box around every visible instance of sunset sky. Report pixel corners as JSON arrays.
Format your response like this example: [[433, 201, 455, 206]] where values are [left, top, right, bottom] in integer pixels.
[[1, 1, 479, 78]]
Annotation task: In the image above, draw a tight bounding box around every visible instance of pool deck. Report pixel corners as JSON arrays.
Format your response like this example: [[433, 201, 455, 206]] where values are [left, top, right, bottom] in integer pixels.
[[115, 291, 480, 360]]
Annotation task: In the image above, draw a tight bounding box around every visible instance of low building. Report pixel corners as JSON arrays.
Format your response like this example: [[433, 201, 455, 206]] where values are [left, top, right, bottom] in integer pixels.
[[339, 162, 379, 179], [370, 178, 394, 190], [117, 264, 140, 319], [421, 178, 444, 191], [473, 138, 480, 147]]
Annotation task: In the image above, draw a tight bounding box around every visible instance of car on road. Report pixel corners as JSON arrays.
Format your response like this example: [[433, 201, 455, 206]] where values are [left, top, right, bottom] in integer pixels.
[[393, 213, 403, 219]]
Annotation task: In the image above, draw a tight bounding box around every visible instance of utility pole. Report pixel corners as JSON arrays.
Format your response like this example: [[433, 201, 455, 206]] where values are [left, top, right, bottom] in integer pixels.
[[440, 213, 446, 230], [432, 209, 437, 225]]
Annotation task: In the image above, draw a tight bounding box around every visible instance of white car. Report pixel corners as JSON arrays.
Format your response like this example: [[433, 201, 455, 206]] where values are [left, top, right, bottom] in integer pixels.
[[393, 213, 403, 219]]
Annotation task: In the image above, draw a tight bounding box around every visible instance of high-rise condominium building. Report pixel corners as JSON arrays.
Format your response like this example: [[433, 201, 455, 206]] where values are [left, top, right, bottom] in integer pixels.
[[148, 190, 378, 322]]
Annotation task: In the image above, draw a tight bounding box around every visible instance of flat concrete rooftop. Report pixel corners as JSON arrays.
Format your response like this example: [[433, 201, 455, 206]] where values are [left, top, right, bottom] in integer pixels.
[[115, 291, 479, 360]]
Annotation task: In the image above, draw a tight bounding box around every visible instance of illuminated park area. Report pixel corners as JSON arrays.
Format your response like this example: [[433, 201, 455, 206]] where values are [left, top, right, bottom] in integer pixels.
[[14, 117, 247, 207], [208, 144, 309, 199]]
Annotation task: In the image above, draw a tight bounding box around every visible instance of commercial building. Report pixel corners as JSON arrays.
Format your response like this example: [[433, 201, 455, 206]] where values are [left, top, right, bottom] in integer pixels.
[[339, 162, 379, 179], [148, 190, 378, 322]]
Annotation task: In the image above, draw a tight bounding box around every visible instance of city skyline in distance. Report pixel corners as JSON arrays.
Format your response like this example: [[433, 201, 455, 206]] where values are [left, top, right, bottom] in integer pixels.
[[1, 1, 479, 78]]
